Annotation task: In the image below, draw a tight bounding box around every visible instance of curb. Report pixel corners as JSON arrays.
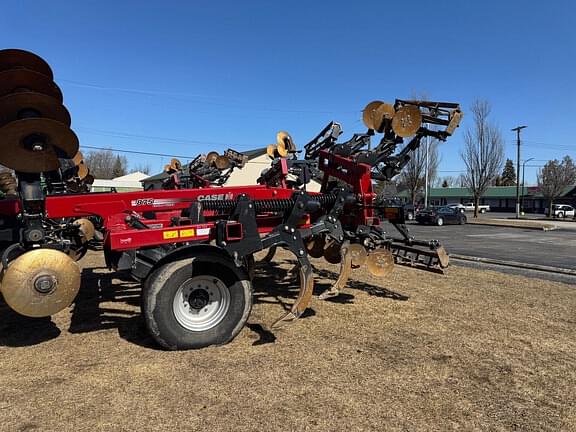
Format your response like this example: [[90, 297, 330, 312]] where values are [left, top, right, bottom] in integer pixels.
[[451, 254, 576, 276], [467, 220, 557, 231]]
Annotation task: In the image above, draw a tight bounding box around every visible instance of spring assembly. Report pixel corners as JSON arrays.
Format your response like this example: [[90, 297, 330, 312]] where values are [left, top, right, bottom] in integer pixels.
[[201, 193, 338, 213], [0, 171, 17, 196]]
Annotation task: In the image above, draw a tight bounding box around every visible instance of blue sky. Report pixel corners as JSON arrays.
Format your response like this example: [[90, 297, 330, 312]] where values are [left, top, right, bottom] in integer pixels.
[[1, 1, 574, 183]]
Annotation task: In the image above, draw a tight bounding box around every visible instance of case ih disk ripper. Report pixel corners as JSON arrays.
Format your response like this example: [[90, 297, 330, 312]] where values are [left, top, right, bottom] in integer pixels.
[[0, 49, 462, 350]]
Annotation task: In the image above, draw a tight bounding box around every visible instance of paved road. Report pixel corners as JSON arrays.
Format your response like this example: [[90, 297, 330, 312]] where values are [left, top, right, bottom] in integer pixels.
[[397, 222, 576, 270]]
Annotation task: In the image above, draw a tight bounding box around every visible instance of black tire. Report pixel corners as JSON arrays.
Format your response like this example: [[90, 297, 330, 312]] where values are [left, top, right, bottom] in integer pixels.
[[459, 215, 467, 225], [437, 217, 444, 226], [142, 253, 252, 350], [558, 212, 564, 219]]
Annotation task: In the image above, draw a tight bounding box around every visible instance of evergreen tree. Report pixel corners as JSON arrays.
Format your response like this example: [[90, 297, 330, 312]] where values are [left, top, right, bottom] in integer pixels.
[[500, 159, 516, 186], [112, 155, 126, 178]]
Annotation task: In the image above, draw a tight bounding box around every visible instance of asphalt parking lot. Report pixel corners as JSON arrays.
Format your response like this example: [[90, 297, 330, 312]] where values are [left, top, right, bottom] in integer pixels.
[[403, 222, 576, 271]]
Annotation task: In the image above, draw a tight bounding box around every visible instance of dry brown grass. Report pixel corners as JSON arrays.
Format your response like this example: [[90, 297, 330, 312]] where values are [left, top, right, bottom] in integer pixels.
[[1, 250, 575, 431]]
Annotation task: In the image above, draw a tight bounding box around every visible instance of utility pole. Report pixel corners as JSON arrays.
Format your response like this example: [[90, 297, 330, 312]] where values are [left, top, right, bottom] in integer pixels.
[[424, 135, 429, 208], [512, 125, 527, 218]]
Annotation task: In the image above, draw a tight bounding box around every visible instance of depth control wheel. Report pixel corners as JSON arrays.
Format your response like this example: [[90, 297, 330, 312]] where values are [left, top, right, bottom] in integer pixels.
[[142, 250, 252, 350]]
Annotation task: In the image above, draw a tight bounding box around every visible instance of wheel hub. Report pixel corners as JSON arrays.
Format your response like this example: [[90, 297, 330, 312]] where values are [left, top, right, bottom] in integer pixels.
[[172, 276, 231, 332], [188, 289, 210, 310]]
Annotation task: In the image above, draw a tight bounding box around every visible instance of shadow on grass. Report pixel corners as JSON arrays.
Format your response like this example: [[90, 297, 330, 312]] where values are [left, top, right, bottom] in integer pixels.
[[0, 257, 408, 349]]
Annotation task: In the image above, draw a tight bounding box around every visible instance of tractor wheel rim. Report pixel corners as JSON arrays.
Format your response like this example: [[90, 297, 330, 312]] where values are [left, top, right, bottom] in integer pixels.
[[173, 276, 230, 331]]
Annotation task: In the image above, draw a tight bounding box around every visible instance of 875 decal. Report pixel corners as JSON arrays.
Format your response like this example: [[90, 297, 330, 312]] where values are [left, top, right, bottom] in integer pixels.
[[131, 198, 154, 206]]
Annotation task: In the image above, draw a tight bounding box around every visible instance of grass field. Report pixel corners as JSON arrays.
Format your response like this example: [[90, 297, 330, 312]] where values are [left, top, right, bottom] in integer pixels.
[[1, 250, 575, 431]]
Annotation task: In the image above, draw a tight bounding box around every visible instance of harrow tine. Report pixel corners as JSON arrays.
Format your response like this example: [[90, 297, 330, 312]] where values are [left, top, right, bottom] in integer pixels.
[[318, 241, 353, 300]]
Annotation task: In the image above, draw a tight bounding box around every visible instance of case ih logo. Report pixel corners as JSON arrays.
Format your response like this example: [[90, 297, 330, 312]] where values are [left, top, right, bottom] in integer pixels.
[[197, 193, 234, 201]]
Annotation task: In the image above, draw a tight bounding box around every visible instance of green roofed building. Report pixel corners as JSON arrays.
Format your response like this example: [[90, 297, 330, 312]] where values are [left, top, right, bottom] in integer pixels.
[[398, 185, 576, 212]]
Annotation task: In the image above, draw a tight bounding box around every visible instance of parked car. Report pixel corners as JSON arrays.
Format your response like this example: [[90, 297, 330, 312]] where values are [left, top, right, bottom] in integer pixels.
[[416, 206, 467, 226], [462, 202, 490, 213], [403, 203, 421, 221], [544, 204, 575, 218], [447, 203, 465, 213]]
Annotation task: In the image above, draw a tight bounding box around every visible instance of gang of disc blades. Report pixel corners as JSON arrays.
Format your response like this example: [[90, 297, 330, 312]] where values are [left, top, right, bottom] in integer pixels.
[[0, 118, 79, 173], [0, 49, 54, 79], [391, 105, 422, 137], [0, 92, 71, 127], [0, 248, 81, 317], [0, 69, 62, 102]]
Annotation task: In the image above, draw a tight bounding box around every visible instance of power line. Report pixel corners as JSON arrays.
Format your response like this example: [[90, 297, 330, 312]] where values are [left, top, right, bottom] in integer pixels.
[[61, 78, 358, 115], [80, 145, 196, 159]]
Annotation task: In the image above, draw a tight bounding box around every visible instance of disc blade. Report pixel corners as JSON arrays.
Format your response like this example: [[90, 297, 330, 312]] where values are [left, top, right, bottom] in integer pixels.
[[84, 173, 94, 185], [392, 105, 422, 137], [276, 131, 295, 152], [0, 92, 71, 127], [366, 249, 395, 277], [0, 49, 54, 79], [373, 102, 395, 133], [348, 243, 368, 267], [266, 144, 277, 159], [170, 158, 182, 171], [205, 151, 219, 166], [72, 151, 84, 166], [0, 118, 79, 173], [77, 163, 88, 179], [362, 100, 384, 130], [73, 218, 95, 241], [214, 155, 231, 170], [0, 69, 62, 102], [323, 240, 342, 264], [0, 249, 81, 317], [306, 236, 326, 258]]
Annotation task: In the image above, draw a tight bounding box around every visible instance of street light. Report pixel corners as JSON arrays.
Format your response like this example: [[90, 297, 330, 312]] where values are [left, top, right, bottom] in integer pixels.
[[521, 157, 534, 215]]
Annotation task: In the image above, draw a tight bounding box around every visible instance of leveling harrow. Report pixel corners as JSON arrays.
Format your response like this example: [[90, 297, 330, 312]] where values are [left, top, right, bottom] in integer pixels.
[[0, 49, 462, 350]]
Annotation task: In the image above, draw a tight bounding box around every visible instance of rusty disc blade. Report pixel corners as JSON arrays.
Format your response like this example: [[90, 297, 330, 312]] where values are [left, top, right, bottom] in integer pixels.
[[373, 102, 395, 133], [276, 131, 295, 152], [72, 151, 84, 166], [0, 249, 81, 317], [306, 236, 326, 258], [0, 49, 54, 79], [164, 164, 171, 172], [323, 240, 342, 264], [214, 155, 231, 170], [348, 243, 368, 267], [266, 144, 277, 159], [170, 158, 182, 171], [392, 105, 422, 137], [77, 162, 88, 179], [436, 246, 450, 268], [276, 140, 288, 158], [205, 151, 219, 166], [0, 118, 79, 173], [73, 218, 95, 241], [0, 91, 71, 127], [366, 249, 395, 277], [0, 69, 62, 102], [362, 100, 384, 129]]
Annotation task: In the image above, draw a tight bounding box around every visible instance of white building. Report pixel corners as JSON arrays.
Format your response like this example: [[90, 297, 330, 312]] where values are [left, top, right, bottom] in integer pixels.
[[91, 171, 147, 192]]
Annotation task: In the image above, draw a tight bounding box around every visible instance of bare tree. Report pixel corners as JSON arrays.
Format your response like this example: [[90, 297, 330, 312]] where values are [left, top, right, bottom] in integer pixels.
[[398, 138, 439, 205], [538, 156, 576, 217], [132, 163, 151, 174], [460, 100, 504, 217], [84, 150, 128, 179]]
